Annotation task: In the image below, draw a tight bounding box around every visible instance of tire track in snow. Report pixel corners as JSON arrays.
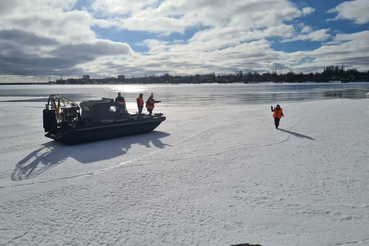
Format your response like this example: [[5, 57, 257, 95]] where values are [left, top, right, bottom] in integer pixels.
[[3, 231, 28, 245], [335, 238, 369, 246]]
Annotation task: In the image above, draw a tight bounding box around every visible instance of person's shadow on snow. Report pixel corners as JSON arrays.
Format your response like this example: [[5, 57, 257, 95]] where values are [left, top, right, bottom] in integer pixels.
[[12, 131, 171, 181], [278, 128, 314, 140]]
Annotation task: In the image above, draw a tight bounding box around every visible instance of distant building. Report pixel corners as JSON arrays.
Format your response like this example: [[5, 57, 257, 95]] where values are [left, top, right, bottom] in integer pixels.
[[81, 75, 90, 83], [66, 78, 79, 84], [118, 75, 125, 81]]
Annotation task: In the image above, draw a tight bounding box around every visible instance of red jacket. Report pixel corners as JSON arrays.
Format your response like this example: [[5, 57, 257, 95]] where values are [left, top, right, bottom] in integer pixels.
[[273, 108, 283, 119], [137, 97, 144, 107], [146, 98, 154, 110]]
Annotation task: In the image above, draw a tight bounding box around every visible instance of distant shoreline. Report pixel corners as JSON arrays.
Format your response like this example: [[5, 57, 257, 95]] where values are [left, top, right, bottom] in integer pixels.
[[0, 83, 50, 85], [1, 81, 369, 85]]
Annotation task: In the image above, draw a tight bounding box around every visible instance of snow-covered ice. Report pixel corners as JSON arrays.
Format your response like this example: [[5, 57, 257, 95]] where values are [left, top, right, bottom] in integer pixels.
[[1, 85, 369, 246]]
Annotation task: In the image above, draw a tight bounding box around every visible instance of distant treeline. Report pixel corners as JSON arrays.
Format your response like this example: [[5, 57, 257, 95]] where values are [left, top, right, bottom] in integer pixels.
[[55, 65, 367, 84], [229, 65, 369, 83], [0, 82, 49, 85], [121, 65, 368, 84], [2, 65, 368, 85]]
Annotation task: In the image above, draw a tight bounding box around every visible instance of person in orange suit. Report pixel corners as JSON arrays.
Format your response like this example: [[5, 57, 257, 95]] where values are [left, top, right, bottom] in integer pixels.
[[136, 93, 144, 114], [271, 104, 284, 129], [146, 93, 161, 115]]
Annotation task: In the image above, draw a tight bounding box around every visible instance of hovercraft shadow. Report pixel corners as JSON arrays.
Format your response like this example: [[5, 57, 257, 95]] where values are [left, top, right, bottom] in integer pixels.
[[12, 131, 170, 181]]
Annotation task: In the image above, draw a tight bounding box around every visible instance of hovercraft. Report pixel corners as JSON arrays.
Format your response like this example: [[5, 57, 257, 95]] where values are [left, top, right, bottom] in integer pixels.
[[43, 95, 166, 145]]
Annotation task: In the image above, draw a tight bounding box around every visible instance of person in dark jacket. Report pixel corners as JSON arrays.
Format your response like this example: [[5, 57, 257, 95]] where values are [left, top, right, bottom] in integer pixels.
[[115, 92, 125, 104], [115, 92, 126, 114], [136, 93, 144, 114], [146, 93, 161, 115], [271, 104, 284, 129]]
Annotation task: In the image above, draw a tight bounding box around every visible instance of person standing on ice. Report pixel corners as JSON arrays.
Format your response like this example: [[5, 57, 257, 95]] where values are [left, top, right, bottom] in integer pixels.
[[136, 93, 144, 114], [146, 93, 161, 115], [271, 104, 284, 129]]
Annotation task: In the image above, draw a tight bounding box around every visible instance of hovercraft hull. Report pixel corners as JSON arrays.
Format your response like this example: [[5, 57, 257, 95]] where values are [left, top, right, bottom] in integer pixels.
[[43, 95, 166, 145], [46, 116, 165, 145]]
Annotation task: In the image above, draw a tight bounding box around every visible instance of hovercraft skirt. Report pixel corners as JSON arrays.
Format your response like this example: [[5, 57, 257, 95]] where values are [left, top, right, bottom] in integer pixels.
[[46, 117, 165, 145]]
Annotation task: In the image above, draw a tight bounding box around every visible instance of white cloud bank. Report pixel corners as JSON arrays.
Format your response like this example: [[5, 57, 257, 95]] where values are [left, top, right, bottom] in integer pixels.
[[98, 0, 308, 34], [91, 0, 158, 15], [0, 0, 132, 82], [282, 29, 331, 43], [0, 0, 368, 82], [329, 0, 369, 24], [302, 7, 315, 15]]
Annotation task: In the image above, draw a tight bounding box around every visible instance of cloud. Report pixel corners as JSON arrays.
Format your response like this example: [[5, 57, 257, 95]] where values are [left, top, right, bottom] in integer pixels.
[[0, 29, 59, 47], [302, 7, 315, 15], [301, 26, 313, 34], [287, 30, 369, 72], [93, 18, 122, 29], [333, 30, 369, 42], [0, 53, 84, 76], [0, 0, 77, 16], [329, 0, 369, 24], [190, 24, 294, 44], [122, 12, 190, 34], [1, 0, 368, 82], [105, 38, 290, 76], [69, 0, 369, 76], [0, 0, 132, 80], [99, 0, 306, 34], [130, 29, 369, 76], [91, 0, 158, 15], [0, 39, 131, 76], [282, 29, 331, 42], [0, 2, 97, 44], [270, 62, 290, 71], [50, 40, 132, 60]]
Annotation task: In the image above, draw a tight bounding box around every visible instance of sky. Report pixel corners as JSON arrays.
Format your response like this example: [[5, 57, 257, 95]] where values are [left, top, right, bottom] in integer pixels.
[[0, 0, 368, 82]]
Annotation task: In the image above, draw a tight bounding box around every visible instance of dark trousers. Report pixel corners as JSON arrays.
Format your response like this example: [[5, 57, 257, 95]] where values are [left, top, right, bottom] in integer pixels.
[[138, 106, 143, 114], [148, 109, 153, 115], [118, 105, 126, 114], [274, 117, 280, 128]]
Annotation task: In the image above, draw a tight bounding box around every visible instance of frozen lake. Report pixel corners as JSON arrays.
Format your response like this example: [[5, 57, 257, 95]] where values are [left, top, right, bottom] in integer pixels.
[[0, 82, 369, 109], [1, 83, 369, 246]]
